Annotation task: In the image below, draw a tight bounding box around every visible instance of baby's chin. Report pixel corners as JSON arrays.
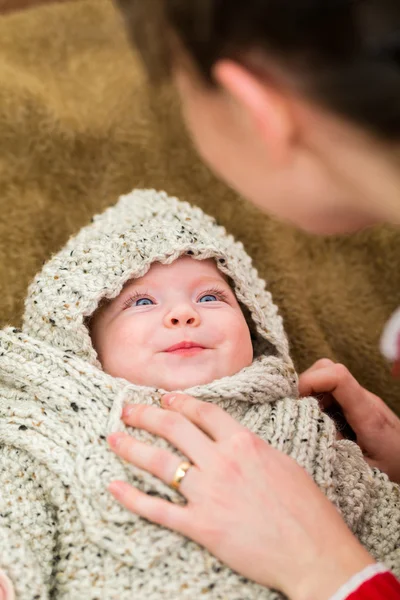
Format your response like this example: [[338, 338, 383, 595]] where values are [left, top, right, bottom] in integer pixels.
[[147, 352, 223, 391], [111, 351, 252, 391], [152, 360, 248, 391]]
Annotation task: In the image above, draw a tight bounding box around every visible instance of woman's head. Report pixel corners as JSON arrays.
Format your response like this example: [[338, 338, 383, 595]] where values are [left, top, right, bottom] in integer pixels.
[[90, 256, 253, 391], [118, 0, 400, 234]]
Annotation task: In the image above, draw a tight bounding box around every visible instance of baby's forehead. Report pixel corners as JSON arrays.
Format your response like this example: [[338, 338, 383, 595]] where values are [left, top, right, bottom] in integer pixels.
[[123, 257, 230, 289]]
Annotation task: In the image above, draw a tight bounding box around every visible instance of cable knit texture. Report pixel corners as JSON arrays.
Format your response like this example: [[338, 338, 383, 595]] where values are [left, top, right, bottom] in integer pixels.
[[0, 189, 399, 600]]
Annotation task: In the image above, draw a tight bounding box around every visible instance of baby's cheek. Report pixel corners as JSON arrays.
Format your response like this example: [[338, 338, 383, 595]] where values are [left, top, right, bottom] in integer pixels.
[[227, 316, 254, 368], [96, 323, 138, 378], [237, 336, 254, 368]]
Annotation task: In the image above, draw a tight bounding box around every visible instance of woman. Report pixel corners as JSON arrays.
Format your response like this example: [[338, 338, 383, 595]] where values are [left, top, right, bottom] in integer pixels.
[[108, 1, 400, 599]]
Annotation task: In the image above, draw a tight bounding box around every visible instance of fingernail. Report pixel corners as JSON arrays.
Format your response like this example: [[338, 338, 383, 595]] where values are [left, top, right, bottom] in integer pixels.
[[107, 433, 124, 449], [161, 394, 177, 407]]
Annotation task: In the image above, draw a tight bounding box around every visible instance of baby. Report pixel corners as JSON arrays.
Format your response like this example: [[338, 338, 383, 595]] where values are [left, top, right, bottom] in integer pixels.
[[90, 256, 254, 391], [0, 189, 398, 600]]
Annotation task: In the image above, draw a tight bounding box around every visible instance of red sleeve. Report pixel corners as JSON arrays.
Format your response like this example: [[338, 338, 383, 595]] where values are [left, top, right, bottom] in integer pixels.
[[347, 571, 400, 600]]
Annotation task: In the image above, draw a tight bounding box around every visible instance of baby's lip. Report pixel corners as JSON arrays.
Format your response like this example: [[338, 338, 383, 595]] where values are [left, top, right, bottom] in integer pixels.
[[164, 341, 207, 353]]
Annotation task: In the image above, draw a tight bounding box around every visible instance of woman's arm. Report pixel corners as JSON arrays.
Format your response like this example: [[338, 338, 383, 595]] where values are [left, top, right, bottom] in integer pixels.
[[108, 395, 380, 600]]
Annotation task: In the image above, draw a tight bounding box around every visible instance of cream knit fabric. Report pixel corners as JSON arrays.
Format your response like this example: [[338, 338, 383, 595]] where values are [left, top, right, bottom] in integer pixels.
[[0, 189, 399, 600]]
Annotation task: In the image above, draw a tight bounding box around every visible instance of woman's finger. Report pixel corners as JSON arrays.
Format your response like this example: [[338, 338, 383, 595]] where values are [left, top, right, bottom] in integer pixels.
[[298, 363, 375, 423], [301, 359, 335, 378], [121, 404, 215, 469], [299, 360, 337, 408], [161, 394, 245, 441], [299, 363, 345, 397], [107, 432, 198, 495], [298, 359, 336, 397], [108, 480, 190, 532]]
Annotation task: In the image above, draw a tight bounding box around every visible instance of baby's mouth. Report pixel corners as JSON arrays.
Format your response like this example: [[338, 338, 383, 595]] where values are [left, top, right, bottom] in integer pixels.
[[163, 341, 207, 356]]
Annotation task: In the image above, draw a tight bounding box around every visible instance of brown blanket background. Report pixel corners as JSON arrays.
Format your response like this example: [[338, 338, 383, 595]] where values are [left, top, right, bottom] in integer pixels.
[[0, 0, 399, 415]]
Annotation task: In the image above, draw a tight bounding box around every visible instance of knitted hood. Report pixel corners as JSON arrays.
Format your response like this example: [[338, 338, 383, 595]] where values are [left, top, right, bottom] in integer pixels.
[[22, 189, 297, 401]]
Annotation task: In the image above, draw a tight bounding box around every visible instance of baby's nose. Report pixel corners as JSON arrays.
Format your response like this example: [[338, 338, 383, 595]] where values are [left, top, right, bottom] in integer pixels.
[[165, 306, 201, 328]]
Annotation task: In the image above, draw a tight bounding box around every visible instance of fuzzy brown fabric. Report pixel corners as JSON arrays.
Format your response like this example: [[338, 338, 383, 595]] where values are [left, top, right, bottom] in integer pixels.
[[0, 0, 74, 15], [0, 0, 399, 415]]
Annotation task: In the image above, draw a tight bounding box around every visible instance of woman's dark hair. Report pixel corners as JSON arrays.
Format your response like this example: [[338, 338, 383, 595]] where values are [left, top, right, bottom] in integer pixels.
[[116, 0, 400, 140]]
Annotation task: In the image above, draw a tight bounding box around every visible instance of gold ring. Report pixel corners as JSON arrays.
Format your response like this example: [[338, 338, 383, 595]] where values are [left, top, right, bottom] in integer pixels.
[[170, 461, 192, 491]]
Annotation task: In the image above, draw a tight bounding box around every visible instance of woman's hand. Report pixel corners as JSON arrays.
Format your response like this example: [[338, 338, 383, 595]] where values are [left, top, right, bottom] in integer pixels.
[[299, 359, 400, 483], [107, 395, 373, 600]]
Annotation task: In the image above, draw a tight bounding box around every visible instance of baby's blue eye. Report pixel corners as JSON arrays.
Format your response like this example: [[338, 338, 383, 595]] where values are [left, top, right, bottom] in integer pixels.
[[199, 294, 218, 303], [135, 298, 154, 306]]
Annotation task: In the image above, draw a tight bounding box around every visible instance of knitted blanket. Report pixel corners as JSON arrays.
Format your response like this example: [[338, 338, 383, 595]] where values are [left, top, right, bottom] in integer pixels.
[[0, 0, 400, 421]]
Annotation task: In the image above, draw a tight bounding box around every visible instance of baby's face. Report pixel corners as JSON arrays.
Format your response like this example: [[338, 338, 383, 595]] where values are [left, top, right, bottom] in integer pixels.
[[90, 256, 253, 391]]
